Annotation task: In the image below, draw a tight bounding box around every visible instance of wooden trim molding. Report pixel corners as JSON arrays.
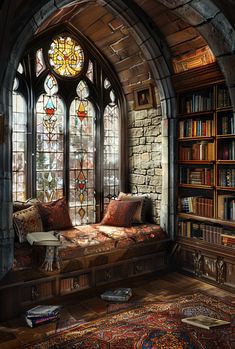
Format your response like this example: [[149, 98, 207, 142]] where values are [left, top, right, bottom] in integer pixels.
[[172, 62, 224, 93]]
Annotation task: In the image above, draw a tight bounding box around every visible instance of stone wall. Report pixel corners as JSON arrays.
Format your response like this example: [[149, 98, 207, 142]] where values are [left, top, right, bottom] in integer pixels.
[[128, 88, 163, 224]]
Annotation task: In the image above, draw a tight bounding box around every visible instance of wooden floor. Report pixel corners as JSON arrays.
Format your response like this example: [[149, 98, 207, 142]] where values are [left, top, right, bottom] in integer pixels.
[[1, 271, 235, 348]]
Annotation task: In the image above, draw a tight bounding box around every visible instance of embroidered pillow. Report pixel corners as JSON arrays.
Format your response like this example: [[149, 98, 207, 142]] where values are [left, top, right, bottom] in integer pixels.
[[118, 192, 148, 224], [13, 198, 39, 213], [13, 205, 43, 243], [101, 199, 140, 227], [37, 197, 73, 231]]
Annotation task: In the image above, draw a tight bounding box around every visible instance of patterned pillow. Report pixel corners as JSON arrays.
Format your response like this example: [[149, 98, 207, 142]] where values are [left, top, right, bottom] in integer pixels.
[[118, 192, 148, 223], [101, 199, 141, 227], [13, 205, 43, 243], [37, 197, 73, 231], [13, 198, 39, 213]]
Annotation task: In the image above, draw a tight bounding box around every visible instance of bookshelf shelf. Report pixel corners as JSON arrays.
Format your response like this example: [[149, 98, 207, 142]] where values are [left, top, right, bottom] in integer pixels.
[[216, 186, 235, 191], [216, 135, 235, 139], [178, 212, 235, 228], [179, 184, 214, 189], [178, 111, 214, 119], [176, 76, 235, 291], [178, 137, 214, 141], [178, 160, 214, 165]]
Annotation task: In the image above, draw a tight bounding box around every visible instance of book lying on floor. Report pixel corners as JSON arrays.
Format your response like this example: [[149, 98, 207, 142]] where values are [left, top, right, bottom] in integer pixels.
[[26, 314, 59, 328], [101, 288, 132, 302], [25, 305, 62, 328], [26, 305, 62, 317], [26, 231, 60, 246], [181, 315, 231, 330]]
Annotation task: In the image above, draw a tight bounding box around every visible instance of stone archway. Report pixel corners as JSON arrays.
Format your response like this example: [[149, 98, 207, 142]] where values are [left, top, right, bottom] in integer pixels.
[[1, 0, 235, 279]]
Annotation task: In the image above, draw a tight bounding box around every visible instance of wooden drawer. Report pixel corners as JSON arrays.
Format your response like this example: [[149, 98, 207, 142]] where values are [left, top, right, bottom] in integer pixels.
[[130, 253, 167, 277], [21, 280, 56, 306], [95, 263, 127, 285], [60, 273, 91, 295]]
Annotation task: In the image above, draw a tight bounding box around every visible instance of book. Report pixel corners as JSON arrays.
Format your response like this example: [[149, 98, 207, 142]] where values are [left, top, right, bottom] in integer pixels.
[[181, 315, 230, 330], [26, 231, 61, 246], [26, 304, 62, 318], [101, 288, 132, 302], [26, 314, 59, 328]]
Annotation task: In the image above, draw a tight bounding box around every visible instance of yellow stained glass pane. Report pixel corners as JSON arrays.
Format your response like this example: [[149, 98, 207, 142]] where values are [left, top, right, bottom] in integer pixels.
[[48, 36, 84, 77]]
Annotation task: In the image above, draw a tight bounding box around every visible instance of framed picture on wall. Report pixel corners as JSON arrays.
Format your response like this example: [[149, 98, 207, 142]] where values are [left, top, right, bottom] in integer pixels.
[[133, 83, 154, 110]]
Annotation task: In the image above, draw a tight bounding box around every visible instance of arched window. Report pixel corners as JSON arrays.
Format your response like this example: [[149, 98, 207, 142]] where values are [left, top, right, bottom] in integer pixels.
[[12, 30, 124, 225]]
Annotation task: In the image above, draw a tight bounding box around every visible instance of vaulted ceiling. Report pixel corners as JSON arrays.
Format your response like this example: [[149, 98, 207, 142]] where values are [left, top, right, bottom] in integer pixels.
[[1, 0, 235, 104], [33, 0, 218, 100]]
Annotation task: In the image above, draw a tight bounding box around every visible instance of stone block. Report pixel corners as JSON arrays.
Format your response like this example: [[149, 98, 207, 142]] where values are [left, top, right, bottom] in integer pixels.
[[130, 128, 144, 137]]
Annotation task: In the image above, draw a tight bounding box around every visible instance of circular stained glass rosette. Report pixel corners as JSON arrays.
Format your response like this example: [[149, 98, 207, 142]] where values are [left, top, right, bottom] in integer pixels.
[[48, 36, 84, 77]]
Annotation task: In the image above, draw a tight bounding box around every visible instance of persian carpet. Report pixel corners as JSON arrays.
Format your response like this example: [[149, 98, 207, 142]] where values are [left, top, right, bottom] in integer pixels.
[[23, 293, 235, 349]]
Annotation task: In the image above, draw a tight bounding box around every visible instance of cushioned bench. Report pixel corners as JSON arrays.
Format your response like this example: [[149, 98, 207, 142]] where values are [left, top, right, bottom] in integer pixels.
[[0, 195, 169, 321], [13, 223, 168, 272]]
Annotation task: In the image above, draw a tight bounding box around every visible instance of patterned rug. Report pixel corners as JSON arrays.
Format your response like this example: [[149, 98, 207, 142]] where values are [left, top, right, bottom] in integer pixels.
[[24, 293, 235, 349]]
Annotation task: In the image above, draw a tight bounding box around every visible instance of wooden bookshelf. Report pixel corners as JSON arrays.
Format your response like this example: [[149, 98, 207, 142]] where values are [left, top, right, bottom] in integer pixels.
[[175, 71, 235, 291]]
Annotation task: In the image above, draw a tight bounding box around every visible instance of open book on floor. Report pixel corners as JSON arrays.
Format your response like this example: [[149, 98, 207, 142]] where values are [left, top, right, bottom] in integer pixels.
[[26, 231, 60, 246], [181, 315, 230, 330]]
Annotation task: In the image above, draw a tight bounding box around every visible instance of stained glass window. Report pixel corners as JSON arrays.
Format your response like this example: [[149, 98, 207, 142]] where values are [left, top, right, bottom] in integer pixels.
[[36, 48, 46, 77], [103, 90, 120, 206], [36, 74, 64, 202], [104, 78, 111, 89], [86, 60, 93, 82], [48, 36, 84, 77], [17, 63, 23, 74], [12, 86, 27, 201], [12, 31, 124, 226], [69, 81, 95, 224]]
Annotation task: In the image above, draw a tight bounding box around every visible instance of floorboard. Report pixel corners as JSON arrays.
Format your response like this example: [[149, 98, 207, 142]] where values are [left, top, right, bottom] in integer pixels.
[[0, 271, 234, 348]]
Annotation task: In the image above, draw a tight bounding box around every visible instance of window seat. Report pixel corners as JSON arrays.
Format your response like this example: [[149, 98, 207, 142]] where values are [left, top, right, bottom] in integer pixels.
[[0, 222, 169, 321], [13, 223, 168, 273]]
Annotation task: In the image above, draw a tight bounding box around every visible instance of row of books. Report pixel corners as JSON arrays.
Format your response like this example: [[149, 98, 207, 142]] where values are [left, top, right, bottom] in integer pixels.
[[217, 195, 235, 221], [178, 220, 235, 247], [182, 92, 213, 114], [178, 196, 214, 218], [179, 142, 214, 161], [178, 220, 203, 238], [179, 167, 213, 186], [179, 119, 213, 138], [217, 87, 231, 108], [218, 141, 235, 160], [218, 168, 235, 187], [25, 305, 61, 328], [219, 114, 235, 135]]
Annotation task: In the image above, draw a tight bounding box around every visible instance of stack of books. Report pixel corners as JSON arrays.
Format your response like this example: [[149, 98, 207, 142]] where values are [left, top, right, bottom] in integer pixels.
[[25, 305, 62, 327], [101, 288, 132, 302]]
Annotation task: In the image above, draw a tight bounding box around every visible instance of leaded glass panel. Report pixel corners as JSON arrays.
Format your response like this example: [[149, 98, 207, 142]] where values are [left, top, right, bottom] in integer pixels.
[[69, 83, 95, 225], [17, 63, 23, 74], [48, 36, 84, 77], [86, 60, 93, 82], [36, 80, 64, 202], [36, 48, 46, 77], [12, 92, 27, 201], [103, 99, 120, 206]]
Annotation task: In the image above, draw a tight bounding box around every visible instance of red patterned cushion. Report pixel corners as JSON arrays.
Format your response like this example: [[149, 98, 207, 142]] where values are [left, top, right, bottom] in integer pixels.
[[13, 205, 43, 243], [118, 192, 148, 223], [101, 200, 140, 227], [37, 197, 73, 231]]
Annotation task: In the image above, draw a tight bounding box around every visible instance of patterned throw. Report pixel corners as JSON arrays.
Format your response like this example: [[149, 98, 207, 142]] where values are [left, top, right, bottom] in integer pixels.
[[23, 293, 235, 349]]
